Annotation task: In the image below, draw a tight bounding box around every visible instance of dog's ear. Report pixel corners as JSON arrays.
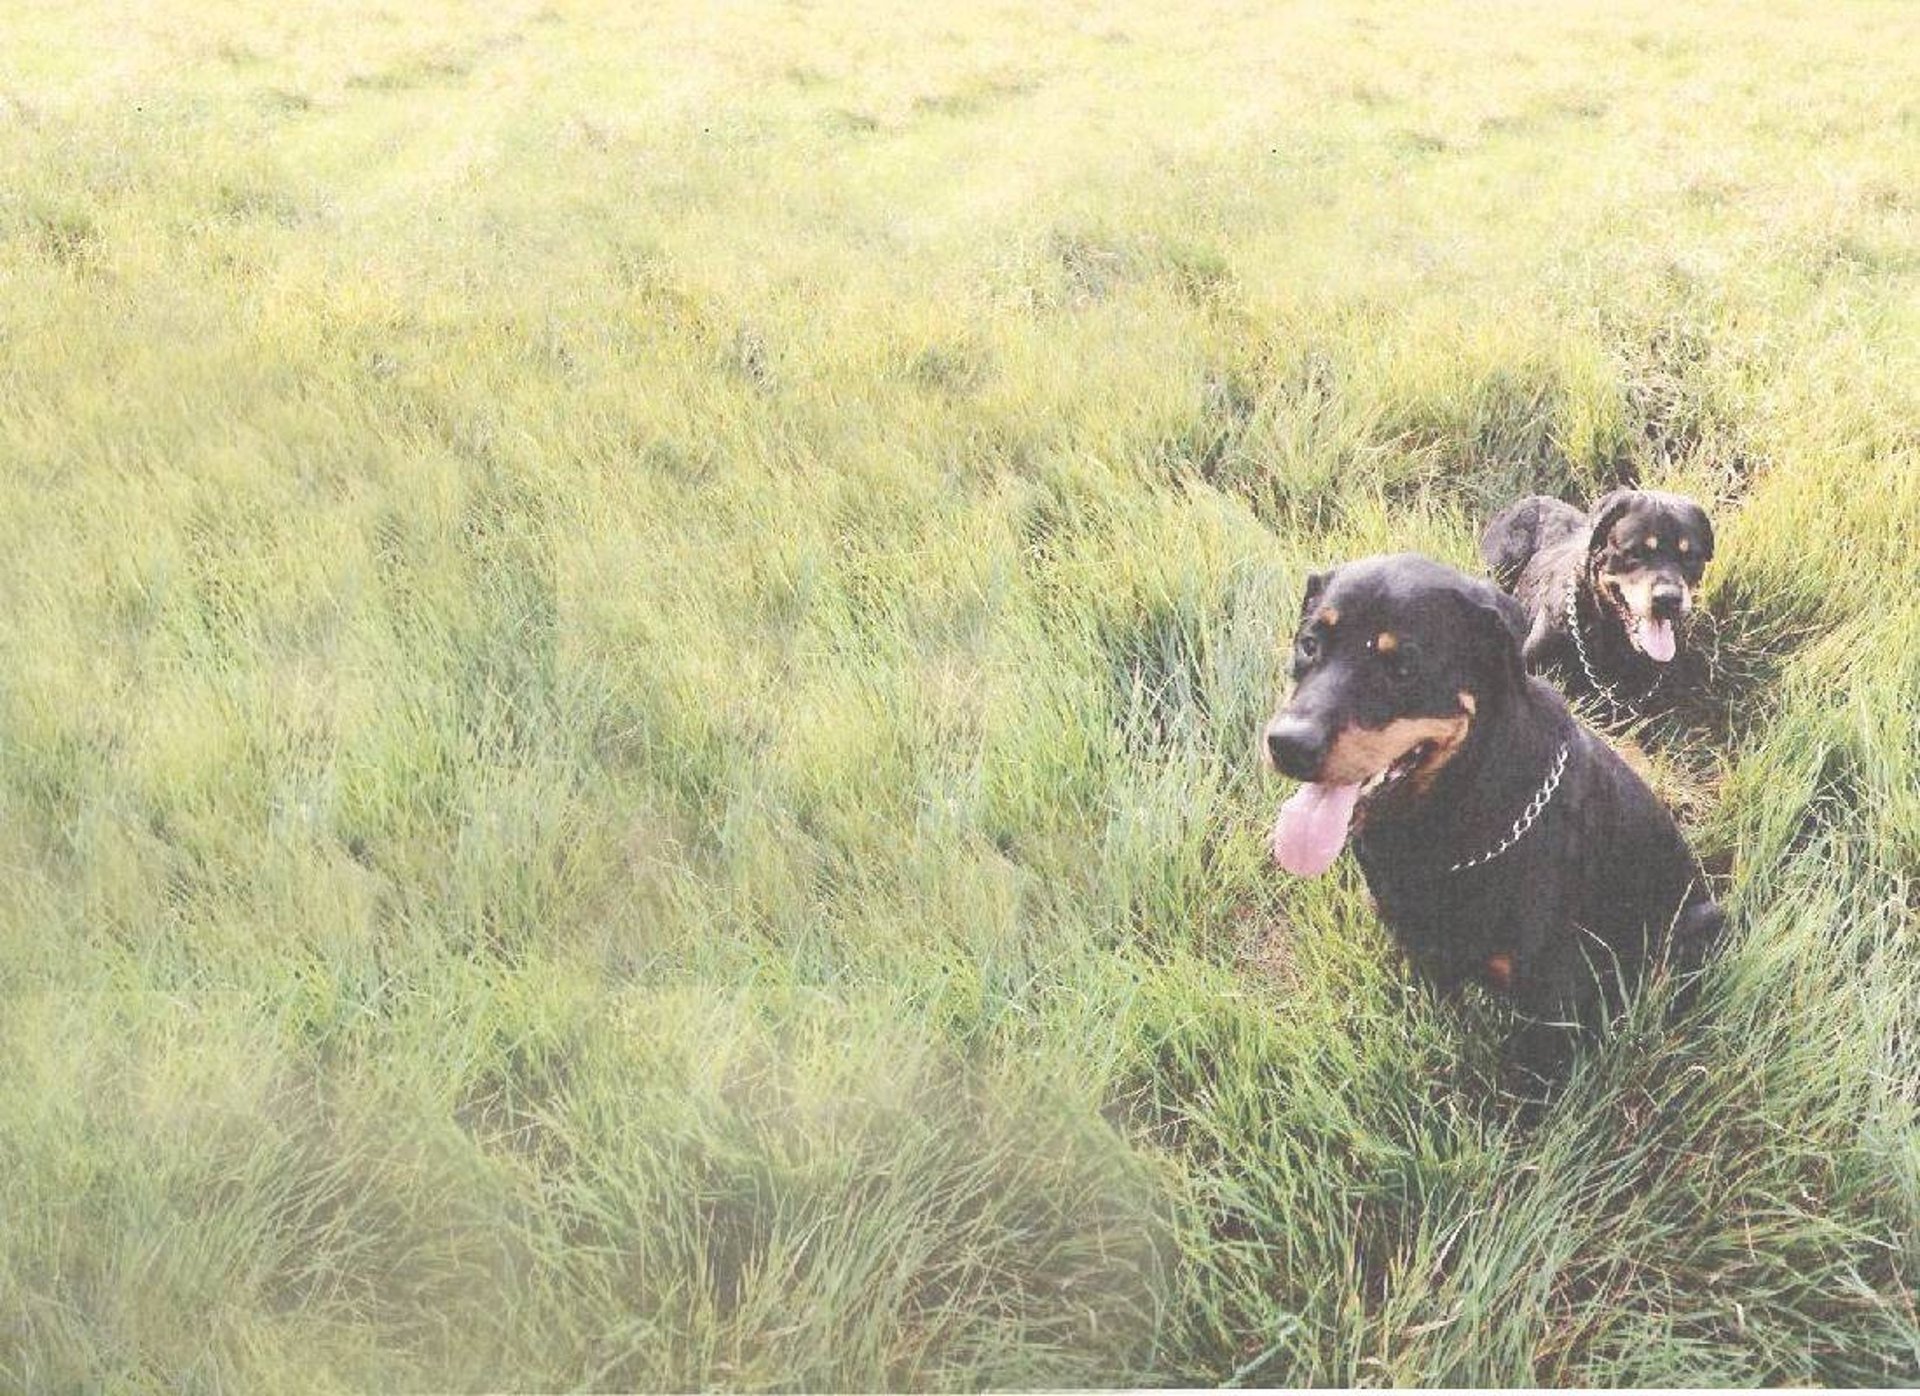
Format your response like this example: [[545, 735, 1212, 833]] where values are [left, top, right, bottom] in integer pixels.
[[1297, 567, 1332, 625], [1679, 497, 1715, 562], [1587, 489, 1638, 554], [1457, 579, 1529, 692]]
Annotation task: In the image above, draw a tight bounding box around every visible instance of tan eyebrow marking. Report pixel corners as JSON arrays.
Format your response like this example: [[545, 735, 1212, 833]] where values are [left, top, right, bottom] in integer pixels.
[[1318, 607, 1339, 628], [1374, 631, 1397, 653], [1677, 537, 1691, 553], [1645, 535, 1661, 550]]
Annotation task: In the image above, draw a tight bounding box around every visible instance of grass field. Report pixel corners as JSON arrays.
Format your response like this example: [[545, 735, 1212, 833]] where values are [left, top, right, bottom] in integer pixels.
[[2, 0, 1918, 1387]]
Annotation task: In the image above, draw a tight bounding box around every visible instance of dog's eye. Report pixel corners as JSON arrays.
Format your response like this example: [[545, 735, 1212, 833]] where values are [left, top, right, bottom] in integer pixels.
[[1295, 633, 1320, 664]]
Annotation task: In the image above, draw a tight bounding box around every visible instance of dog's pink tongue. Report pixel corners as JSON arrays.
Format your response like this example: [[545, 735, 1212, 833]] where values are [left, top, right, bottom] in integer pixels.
[[1638, 617, 1677, 663], [1270, 781, 1363, 876]]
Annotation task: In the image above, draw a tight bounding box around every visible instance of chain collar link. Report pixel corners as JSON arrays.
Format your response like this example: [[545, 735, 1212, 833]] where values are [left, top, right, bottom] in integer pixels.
[[1447, 739, 1571, 874]]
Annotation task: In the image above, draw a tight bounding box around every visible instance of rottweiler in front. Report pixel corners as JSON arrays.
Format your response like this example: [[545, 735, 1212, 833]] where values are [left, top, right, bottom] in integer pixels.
[[1262, 554, 1723, 1078]]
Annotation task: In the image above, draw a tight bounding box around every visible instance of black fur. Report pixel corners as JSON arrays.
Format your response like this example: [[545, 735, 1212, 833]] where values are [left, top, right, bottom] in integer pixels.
[[1480, 489, 1715, 713], [1265, 554, 1724, 1078]]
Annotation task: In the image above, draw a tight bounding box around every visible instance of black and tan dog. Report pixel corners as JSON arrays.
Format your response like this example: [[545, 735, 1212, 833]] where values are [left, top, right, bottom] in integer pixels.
[[1479, 490, 1714, 710], [1262, 554, 1723, 1074]]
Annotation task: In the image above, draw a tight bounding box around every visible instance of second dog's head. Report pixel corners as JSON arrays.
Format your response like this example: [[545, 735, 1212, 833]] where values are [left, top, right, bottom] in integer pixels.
[[1585, 490, 1714, 664], [1262, 554, 1528, 875]]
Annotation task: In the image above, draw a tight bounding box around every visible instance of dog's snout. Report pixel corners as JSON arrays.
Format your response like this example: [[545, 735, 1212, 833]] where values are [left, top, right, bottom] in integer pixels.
[[1265, 716, 1329, 779], [1650, 584, 1687, 620]]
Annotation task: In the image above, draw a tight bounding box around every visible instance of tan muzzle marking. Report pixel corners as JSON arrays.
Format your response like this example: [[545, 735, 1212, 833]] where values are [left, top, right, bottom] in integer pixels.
[[1319, 713, 1472, 786], [1611, 572, 1691, 622]]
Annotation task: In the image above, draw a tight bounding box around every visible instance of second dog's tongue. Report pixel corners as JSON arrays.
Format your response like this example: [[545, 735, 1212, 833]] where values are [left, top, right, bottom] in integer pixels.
[[1270, 781, 1362, 876], [1637, 617, 1677, 663]]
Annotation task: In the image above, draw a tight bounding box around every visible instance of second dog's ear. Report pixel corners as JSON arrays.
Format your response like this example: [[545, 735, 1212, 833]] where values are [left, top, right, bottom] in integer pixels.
[[1680, 498, 1715, 562], [1587, 489, 1637, 553], [1297, 567, 1332, 625]]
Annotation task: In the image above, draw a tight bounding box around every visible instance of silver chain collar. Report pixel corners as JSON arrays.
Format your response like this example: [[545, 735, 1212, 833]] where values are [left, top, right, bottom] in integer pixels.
[[1446, 739, 1571, 873], [1566, 576, 1664, 710]]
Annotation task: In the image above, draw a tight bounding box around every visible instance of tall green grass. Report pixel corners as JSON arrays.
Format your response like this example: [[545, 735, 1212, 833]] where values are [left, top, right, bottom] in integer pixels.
[[2, 0, 1916, 1387]]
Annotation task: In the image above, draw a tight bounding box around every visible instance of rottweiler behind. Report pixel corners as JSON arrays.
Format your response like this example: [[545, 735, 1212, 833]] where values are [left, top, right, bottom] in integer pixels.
[[1262, 554, 1723, 1078], [1479, 489, 1714, 712]]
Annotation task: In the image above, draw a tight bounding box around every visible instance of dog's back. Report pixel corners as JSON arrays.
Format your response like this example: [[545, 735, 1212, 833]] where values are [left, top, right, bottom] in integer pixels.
[[1479, 494, 1585, 588]]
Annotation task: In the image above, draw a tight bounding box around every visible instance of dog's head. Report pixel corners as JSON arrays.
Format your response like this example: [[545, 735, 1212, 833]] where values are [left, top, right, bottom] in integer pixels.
[[1262, 554, 1528, 875], [1585, 490, 1714, 664]]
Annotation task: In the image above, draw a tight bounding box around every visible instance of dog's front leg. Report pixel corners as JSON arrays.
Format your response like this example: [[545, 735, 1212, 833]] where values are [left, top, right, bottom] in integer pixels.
[[1505, 1013, 1580, 1094]]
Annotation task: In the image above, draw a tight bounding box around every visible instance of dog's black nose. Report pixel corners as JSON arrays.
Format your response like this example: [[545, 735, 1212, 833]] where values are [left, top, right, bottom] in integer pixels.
[[1650, 585, 1686, 620], [1265, 717, 1329, 779]]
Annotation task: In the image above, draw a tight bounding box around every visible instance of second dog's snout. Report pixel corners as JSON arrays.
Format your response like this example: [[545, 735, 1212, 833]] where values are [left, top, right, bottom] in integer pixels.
[[1651, 584, 1686, 619], [1265, 716, 1329, 779]]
